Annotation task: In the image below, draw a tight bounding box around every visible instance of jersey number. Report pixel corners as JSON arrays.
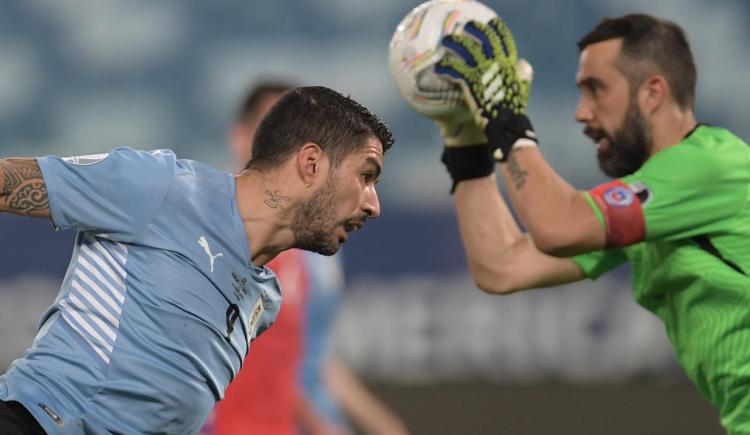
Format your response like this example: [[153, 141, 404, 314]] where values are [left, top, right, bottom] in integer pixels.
[[225, 304, 240, 343]]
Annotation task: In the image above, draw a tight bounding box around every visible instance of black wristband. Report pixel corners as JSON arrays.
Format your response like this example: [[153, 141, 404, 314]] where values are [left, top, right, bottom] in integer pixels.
[[485, 112, 537, 162], [441, 144, 495, 193]]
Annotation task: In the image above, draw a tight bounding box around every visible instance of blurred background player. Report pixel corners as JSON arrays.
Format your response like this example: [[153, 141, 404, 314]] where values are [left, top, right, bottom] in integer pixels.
[[207, 81, 409, 435]]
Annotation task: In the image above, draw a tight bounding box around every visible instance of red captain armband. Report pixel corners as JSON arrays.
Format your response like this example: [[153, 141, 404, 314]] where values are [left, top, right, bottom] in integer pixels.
[[588, 180, 646, 247]]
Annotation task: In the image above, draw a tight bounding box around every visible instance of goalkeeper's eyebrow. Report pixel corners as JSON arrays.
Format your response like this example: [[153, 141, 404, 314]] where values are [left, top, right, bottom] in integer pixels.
[[576, 77, 606, 91]]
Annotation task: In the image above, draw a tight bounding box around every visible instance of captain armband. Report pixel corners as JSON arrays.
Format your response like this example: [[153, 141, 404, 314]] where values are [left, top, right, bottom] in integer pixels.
[[587, 180, 649, 248]]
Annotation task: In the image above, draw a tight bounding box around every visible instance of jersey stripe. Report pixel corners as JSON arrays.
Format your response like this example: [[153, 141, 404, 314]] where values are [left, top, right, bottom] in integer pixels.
[[110, 243, 127, 263], [77, 254, 125, 304], [61, 300, 113, 361], [67, 293, 117, 344], [74, 267, 123, 313], [80, 244, 125, 291], [91, 239, 126, 278], [71, 280, 119, 328], [60, 235, 129, 364], [60, 301, 111, 363]]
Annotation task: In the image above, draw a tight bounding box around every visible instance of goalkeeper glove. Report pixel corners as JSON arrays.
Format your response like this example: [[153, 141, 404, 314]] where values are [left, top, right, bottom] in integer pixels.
[[436, 18, 537, 164], [434, 57, 534, 192], [432, 110, 495, 193]]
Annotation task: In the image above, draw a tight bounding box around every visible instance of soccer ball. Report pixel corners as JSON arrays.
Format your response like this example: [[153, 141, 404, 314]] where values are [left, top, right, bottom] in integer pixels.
[[388, 0, 497, 120]]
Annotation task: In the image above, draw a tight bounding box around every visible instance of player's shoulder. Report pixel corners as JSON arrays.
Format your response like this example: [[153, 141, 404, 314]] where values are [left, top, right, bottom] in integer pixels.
[[48, 146, 177, 169], [107, 147, 179, 185], [44, 147, 179, 188], [107, 147, 178, 165], [635, 125, 748, 182], [683, 124, 748, 151], [677, 125, 749, 164], [172, 155, 234, 198], [106, 147, 233, 200]]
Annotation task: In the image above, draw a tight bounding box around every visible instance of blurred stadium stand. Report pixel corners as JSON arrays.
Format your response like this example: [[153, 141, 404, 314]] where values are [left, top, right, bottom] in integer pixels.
[[1, 0, 747, 433]]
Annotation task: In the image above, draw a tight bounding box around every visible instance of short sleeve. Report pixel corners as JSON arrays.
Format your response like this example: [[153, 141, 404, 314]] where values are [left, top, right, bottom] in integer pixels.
[[37, 147, 176, 241], [572, 248, 627, 280], [585, 128, 748, 247]]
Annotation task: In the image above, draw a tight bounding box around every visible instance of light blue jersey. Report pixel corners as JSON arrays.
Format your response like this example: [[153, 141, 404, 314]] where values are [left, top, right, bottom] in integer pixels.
[[0, 147, 282, 434]]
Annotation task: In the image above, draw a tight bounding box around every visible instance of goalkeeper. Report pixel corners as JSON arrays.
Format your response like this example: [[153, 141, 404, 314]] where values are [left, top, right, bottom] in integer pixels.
[[433, 13, 750, 434]]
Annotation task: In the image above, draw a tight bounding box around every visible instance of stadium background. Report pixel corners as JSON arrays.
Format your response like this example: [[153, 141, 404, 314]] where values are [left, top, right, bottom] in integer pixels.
[[0, 0, 747, 433]]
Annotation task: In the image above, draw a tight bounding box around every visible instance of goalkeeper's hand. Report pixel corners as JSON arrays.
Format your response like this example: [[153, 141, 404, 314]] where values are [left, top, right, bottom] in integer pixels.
[[434, 57, 533, 192], [435, 17, 537, 162]]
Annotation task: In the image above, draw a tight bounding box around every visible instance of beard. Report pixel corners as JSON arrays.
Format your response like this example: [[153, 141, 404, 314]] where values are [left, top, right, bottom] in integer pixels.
[[586, 97, 653, 178], [290, 172, 365, 256]]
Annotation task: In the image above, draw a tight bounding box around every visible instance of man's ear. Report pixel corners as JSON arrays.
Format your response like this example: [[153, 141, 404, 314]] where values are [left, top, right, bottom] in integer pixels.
[[297, 142, 325, 187], [639, 74, 668, 115]]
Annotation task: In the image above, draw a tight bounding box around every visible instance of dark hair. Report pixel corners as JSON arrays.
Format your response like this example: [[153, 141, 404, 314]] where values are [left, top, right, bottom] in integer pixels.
[[245, 86, 394, 171], [236, 81, 297, 125], [577, 14, 696, 109]]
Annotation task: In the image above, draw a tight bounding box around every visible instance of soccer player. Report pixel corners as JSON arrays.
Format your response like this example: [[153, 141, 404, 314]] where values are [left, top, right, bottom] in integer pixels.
[[433, 13, 750, 433], [0, 85, 393, 434], [210, 82, 408, 435]]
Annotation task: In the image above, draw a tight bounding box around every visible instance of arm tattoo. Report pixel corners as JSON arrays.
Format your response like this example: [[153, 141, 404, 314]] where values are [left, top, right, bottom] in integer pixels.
[[264, 190, 291, 210], [0, 158, 50, 217], [506, 153, 529, 191]]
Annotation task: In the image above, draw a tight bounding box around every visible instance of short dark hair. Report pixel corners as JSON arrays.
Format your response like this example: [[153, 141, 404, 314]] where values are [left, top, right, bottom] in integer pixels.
[[246, 86, 395, 171], [577, 14, 696, 109], [236, 81, 297, 125]]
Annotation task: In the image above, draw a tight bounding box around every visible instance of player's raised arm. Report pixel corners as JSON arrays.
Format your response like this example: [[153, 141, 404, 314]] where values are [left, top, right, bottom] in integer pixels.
[[453, 174, 585, 294], [0, 158, 50, 218], [392, 16, 587, 293], [499, 148, 605, 256], [435, 18, 606, 257], [423, 50, 586, 292]]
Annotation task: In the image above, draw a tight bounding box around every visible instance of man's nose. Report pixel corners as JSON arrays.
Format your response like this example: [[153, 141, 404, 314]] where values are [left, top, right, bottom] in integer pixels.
[[575, 97, 594, 124], [363, 186, 380, 219]]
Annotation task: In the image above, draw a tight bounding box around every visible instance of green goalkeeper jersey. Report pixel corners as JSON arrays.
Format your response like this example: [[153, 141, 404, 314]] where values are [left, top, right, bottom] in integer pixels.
[[574, 125, 750, 433]]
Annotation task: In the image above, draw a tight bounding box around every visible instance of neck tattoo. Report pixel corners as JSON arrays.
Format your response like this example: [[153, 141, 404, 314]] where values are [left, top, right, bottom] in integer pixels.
[[264, 189, 291, 209]]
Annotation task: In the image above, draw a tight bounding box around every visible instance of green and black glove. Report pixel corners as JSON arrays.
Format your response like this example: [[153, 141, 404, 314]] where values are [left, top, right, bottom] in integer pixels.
[[434, 17, 537, 190]]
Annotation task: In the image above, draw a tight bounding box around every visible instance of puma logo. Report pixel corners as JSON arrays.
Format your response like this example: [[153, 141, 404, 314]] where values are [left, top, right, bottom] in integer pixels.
[[198, 236, 223, 273]]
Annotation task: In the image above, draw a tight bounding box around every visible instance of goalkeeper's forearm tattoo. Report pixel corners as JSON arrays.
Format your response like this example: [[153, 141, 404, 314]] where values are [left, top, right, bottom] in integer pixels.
[[506, 154, 528, 191], [0, 158, 50, 217]]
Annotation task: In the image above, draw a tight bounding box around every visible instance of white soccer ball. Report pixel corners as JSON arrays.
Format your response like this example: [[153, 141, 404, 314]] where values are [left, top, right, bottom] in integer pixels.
[[388, 0, 497, 120]]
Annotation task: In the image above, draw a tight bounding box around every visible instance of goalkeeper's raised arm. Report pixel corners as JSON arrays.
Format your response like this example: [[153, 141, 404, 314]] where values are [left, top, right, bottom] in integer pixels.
[[453, 174, 584, 294], [435, 17, 606, 258]]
